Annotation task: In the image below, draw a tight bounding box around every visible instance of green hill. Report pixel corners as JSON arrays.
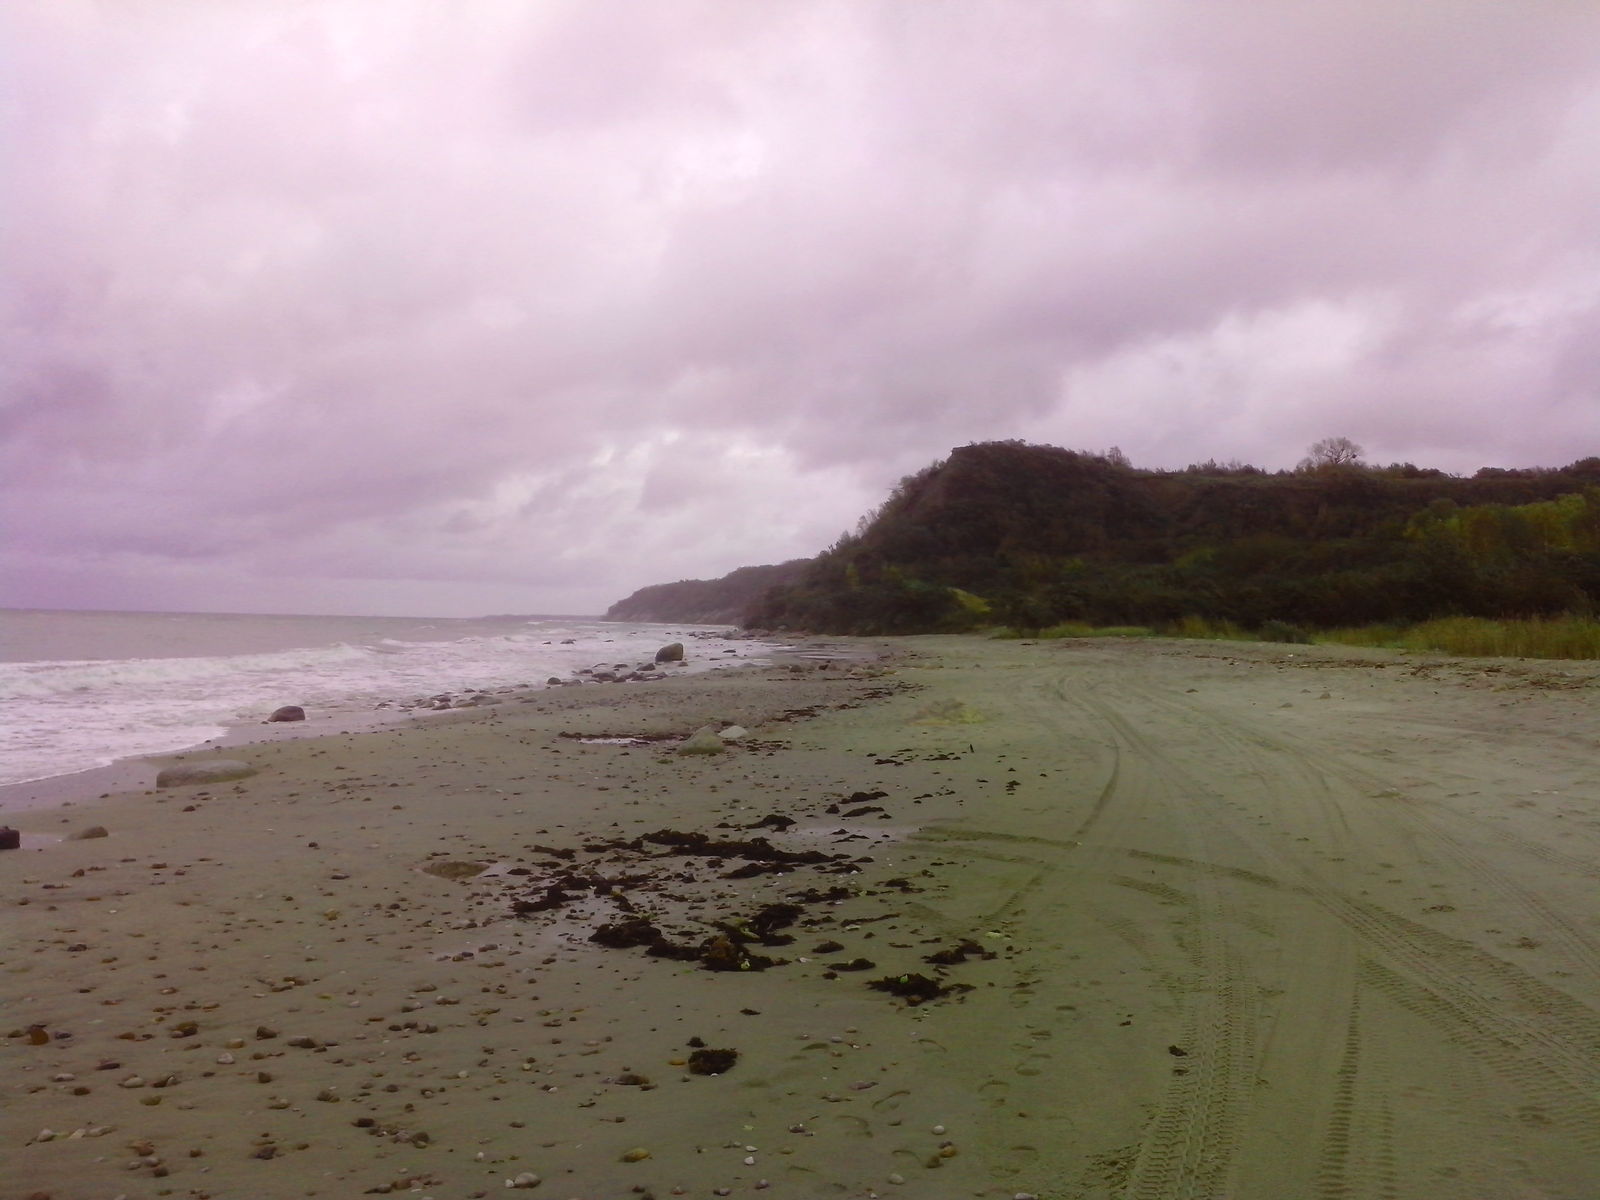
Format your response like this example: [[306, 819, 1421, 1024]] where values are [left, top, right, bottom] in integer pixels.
[[742, 441, 1600, 636]]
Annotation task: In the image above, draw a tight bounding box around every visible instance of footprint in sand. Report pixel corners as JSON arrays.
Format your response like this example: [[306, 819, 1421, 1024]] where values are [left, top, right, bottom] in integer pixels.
[[979, 1078, 1011, 1107], [1015, 1050, 1052, 1077], [991, 1143, 1042, 1179], [871, 1087, 911, 1112]]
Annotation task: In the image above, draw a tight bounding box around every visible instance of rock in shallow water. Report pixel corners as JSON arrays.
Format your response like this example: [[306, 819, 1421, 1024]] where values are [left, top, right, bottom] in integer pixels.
[[267, 705, 306, 722]]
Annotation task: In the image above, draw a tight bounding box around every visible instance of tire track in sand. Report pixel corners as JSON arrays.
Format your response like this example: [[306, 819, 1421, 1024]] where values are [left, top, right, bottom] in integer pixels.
[[1166, 691, 1600, 987], [1076, 696, 1264, 1200], [1122, 684, 1600, 1157]]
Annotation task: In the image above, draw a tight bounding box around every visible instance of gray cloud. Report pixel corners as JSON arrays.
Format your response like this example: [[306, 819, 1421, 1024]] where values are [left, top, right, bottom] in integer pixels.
[[3, 0, 1597, 616]]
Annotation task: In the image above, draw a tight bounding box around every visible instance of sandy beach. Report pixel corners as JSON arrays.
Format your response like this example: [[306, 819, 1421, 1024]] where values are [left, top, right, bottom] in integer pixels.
[[4, 635, 1599, 1199]]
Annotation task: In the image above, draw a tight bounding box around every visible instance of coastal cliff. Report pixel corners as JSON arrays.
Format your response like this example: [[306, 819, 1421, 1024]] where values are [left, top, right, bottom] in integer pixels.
[[604, 559, 811, 625]]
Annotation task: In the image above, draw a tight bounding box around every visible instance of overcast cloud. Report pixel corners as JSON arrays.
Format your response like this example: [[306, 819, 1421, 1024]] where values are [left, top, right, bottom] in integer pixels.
[[4, 1, 1598, 616]]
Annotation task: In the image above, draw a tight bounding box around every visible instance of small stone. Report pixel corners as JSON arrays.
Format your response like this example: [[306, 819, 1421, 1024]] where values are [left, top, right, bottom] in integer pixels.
[[620, 1147, 651, 1162], [69, 825, 109, 841], [507, 1172, 541, 1188]]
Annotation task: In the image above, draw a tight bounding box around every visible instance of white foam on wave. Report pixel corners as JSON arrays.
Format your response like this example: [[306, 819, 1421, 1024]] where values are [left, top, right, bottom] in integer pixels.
[[0, 621, 776, 791]]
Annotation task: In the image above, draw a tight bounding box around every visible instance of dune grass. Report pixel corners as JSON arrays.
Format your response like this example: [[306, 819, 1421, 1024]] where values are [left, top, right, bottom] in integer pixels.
[[993, 621, 1155, 640], [1316, 615, 1600, 660], [995, 613, 1600, 659]]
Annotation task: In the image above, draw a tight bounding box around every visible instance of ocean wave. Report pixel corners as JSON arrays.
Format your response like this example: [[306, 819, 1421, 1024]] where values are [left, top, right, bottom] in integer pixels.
[[0, 619, 779, 791], [0, 641, 375, 701]]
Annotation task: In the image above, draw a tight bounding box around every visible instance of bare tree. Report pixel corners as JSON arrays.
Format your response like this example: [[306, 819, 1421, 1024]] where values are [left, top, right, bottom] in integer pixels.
[[1298, 436, 1365, 471]]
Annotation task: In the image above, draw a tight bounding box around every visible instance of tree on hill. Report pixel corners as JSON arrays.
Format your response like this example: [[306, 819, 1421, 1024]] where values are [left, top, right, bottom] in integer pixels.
[[1298, 436, 1366, 471]]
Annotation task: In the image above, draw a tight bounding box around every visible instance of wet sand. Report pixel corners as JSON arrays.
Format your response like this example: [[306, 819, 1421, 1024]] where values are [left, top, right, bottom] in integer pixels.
[[4, 636, 1599, 1199]]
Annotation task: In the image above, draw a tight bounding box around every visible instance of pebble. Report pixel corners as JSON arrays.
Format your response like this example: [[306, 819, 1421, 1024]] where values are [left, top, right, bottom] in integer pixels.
[[505, 1171, 541, 1188], [620, 1147, 651, 1162]]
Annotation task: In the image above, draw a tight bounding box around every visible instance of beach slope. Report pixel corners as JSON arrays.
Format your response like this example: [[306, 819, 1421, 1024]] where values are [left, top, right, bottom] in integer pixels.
[[4, 637, 1599, 1198]]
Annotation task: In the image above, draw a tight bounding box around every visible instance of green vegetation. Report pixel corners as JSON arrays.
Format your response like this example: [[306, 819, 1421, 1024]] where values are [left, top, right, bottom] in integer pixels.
[[993, 622, 1156, 640], [741, 440, 1600, 654], [985, 614, 1600, 659], [1318, 615, 1600, 659]]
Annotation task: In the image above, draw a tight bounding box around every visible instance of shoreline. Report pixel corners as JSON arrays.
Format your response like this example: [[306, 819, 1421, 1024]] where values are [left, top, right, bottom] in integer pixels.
[[5, 634, 1597, 1197], [0, 617, 803, 810], [0, 632, 849, 818]]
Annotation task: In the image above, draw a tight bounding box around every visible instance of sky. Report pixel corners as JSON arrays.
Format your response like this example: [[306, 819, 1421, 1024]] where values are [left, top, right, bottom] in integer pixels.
[[4, 1, 1599, 618]]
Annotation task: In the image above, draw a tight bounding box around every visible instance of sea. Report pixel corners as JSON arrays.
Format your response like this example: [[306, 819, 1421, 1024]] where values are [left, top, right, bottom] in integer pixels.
[[0, 608, 780, 791]]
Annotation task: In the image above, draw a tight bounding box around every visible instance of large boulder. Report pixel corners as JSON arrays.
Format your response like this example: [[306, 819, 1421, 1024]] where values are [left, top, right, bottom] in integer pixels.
[[654, 642, 685, 664], [268, 705, 306, 723], [155, 760, 258, 788]]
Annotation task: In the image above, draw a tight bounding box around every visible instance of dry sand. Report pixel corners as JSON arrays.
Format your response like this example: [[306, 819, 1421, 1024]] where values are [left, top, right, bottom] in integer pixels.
[[4, 635, 1600, 1200]]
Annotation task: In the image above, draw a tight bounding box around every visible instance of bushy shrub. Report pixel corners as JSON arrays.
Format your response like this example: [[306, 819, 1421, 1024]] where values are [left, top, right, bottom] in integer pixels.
[[1258, 619, 1313, 644]]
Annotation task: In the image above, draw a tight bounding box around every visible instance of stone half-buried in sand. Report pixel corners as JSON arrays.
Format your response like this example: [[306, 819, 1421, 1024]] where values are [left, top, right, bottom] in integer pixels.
[[675, 725, 726, 755], [419, 859, 491, 880], [154, 759, 258, 788]]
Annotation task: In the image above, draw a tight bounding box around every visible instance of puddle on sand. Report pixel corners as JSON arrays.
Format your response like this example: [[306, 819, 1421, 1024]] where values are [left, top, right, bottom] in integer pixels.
[[1, 831, 65, 852], [559, 733, 680, 747]]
